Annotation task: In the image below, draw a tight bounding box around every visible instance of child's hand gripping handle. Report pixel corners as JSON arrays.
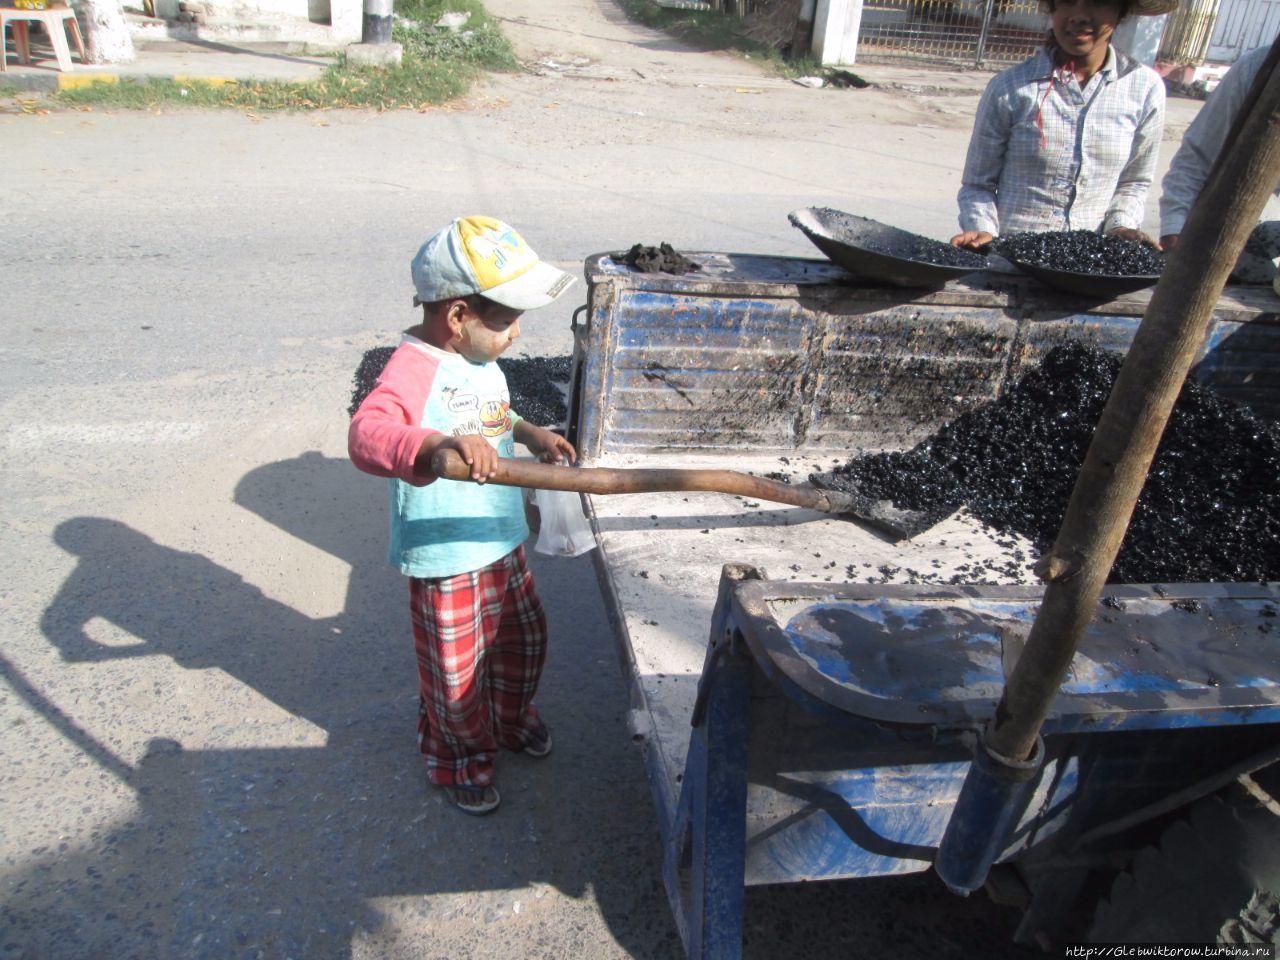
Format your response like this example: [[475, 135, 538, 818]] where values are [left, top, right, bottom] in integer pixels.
[[432, 448, 580, 490]]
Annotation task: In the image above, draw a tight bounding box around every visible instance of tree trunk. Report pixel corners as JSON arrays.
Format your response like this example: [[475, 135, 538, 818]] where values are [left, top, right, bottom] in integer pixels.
[[79, 0, 136, 65]]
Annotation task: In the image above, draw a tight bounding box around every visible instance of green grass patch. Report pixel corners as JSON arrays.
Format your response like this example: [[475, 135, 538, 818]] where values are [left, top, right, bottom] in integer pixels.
[[50, 0, 517, 110], [396, 0, 518, 71]]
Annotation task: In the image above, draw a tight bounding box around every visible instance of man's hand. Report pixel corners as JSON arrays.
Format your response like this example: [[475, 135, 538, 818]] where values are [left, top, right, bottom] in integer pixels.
[[951, 230, 995, 252], [1107, 226, 1161, 250]]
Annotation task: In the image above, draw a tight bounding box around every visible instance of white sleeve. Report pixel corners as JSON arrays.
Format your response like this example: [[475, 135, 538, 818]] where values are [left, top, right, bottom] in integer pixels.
[[1159, 46, 1269, 238]]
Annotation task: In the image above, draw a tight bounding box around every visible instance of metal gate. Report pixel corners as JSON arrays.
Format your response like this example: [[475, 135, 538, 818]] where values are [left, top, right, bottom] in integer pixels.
[[856, 0, 1049, 65], [1158, 0, 1223, 65]]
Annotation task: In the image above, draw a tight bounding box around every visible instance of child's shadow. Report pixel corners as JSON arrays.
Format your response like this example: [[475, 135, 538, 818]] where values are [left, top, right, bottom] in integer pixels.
[[21, 452, 677, 959]]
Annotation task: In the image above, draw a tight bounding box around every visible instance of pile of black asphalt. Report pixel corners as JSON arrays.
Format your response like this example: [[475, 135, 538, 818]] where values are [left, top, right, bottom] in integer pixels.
[[815, 342, 1280, 585]]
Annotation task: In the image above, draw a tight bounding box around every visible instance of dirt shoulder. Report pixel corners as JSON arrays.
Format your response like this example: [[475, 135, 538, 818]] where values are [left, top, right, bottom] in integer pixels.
[[482, 0, 781, 83], [475, 0, 1200, 151]]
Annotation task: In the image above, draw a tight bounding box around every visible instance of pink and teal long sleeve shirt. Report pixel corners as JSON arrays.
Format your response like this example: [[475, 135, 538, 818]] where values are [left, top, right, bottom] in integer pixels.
[[348, 334, 527, 579]]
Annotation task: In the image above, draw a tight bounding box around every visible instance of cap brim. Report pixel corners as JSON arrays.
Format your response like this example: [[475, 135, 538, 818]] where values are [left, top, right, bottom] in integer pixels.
[[482, 261, 576, 310]]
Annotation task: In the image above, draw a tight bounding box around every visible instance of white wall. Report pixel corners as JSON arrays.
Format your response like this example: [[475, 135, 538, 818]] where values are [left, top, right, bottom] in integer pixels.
[[812, 0, 864, 66], [1114, 13, 1170, 66]]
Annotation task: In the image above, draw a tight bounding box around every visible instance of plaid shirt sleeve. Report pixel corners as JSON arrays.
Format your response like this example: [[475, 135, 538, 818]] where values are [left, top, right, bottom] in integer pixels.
[[958, 77, 1013, 235], [1103, 78, 1165, 232]]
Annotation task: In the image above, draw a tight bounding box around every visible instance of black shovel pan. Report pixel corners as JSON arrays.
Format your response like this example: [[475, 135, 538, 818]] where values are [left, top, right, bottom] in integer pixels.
[[789, 207, 989, 288], [1005, 258, 1162, 298]]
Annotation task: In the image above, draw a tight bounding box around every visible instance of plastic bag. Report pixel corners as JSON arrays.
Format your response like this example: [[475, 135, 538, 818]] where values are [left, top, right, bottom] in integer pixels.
[[532, 487, 596, 557]]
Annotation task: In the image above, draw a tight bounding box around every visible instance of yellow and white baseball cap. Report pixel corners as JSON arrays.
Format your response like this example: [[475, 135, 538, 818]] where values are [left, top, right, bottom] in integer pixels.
[[411, 216, 575, 311]]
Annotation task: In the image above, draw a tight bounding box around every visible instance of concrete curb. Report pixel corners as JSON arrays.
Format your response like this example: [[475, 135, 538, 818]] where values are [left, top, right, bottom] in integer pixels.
[[1, 71, 303, 97]]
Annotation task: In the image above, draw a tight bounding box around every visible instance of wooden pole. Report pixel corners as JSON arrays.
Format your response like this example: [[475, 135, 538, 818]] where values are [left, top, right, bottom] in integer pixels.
[[986, 40, 1280, 764]]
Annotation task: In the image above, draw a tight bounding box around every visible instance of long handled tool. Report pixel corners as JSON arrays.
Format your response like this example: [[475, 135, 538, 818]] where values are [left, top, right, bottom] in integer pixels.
[[430, 449, 934, 541]]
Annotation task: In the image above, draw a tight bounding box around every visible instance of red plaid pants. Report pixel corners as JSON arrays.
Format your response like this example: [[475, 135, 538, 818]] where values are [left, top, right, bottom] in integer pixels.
[[410, 545, 547, 787]]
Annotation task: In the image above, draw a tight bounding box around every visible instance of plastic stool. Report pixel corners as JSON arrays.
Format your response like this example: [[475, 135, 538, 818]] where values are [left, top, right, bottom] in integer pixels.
[[1, 4, 86, 72]]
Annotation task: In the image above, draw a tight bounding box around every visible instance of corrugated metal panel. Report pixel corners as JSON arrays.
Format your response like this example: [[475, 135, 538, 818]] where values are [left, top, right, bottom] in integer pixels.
[[806, 306, 1019, 450], [575, 254, 1280, 460], [1015, 314, 1144, 375], [589, 291, 814, 453], [1197, 320, 1280, 419], [1208, 0, 1280, 61], [653, 0, 762, 12], [584, 294, 1024, 455]]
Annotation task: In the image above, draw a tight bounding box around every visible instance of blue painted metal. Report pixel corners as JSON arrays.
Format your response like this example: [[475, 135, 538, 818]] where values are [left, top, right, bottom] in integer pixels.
[[671, 572, 1280, 948], [574, 254, 1280, 958], [574, 254, 1279, 460], [935, 732, 1046, 895], [666, 567, 754, 960], [1195, 319, 1280, 418], [734, 581, 1280, 732], [723, 579, 1280, 875]]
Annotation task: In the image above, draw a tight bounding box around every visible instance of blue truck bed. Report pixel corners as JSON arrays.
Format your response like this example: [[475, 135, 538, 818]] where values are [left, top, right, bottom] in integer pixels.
[[569, 252, 1280, 956]]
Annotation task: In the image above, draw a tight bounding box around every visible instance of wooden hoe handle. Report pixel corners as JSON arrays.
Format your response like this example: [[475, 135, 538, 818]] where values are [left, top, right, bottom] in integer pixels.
[[430, 448, 833, 511]]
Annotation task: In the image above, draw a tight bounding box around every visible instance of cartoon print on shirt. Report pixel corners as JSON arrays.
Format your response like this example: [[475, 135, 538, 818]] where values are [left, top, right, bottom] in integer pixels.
[[441, 386, 513, 441], [479, 400, 512, 438], [445, 391, 479, 415]]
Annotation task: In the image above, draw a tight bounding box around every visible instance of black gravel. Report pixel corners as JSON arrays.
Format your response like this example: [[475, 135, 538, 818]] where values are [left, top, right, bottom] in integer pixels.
[[814, 342, 1280, 584], [348, 346, 396, 417], [617, 243, 701, 274], [348, 349, 572, 427], [893, 235, 985, 267], [498, 354, 572, 426], [997, 230, 1165, 276], [811, 207, 988, 268]]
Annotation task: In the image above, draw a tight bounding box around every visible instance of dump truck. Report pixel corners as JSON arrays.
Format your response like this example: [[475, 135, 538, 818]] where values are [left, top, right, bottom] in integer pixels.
[[546, 251, 1280, 957], [424, 49, 1280, 958]]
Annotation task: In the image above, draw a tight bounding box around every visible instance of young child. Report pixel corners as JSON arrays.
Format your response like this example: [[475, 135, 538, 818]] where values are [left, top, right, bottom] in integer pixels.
[[348, 215, 577, 815]]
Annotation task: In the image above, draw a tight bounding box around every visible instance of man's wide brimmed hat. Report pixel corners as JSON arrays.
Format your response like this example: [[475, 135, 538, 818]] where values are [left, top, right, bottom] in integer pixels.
[[1043, 0, 1177, 13]]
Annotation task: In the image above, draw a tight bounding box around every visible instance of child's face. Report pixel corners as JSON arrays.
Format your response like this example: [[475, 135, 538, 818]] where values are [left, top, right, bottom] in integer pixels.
[[454, 302, 524, 363]]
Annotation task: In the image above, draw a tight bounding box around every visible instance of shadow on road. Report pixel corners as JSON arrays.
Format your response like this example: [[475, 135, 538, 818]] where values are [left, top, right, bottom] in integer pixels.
[[8, 452, 679, 959]]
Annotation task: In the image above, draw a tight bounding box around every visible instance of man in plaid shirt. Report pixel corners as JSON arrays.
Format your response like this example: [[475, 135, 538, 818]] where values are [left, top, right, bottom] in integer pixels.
[[951, 0, 1174, 251]]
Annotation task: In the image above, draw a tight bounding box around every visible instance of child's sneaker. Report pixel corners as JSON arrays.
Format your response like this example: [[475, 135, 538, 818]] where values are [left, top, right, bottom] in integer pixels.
[[523, 722, 552, 758], [442, 783, 501, 815]]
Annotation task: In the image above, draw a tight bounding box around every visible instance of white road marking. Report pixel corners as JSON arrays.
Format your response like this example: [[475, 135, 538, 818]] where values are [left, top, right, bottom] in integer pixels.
[[7, 421, 207, 449]]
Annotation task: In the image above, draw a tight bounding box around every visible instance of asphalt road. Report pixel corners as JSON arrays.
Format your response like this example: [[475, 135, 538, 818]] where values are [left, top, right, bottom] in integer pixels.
[[0, 6, 1225, 958]]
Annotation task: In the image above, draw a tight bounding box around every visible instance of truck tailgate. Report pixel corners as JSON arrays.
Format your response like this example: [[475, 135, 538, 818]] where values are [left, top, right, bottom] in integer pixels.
[[583, 449, 1037, 830]]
